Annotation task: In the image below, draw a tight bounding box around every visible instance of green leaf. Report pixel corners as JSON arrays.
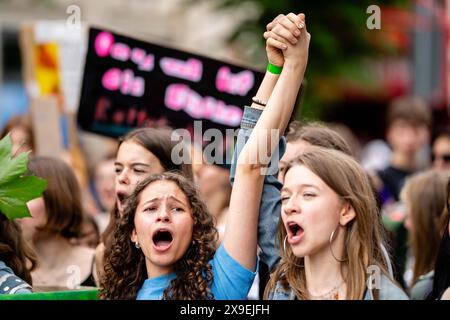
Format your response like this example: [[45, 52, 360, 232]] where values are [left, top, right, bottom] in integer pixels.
[[0, 148, 29, 185], [0, 132, 13, 161], [0, 134, 47, 219]]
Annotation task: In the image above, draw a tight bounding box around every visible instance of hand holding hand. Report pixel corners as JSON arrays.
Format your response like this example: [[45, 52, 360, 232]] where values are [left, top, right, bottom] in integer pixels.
[[264, 13, 310, 71], [264, 13, 307, 67]]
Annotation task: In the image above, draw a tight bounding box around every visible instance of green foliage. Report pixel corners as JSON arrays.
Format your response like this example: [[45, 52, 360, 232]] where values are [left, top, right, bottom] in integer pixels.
[[0, 134, 47, 220], [185, 0, 410, 119]]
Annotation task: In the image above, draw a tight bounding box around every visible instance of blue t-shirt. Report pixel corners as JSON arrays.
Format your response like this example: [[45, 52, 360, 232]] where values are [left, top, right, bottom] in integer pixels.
[[136, 244, 257, 300]]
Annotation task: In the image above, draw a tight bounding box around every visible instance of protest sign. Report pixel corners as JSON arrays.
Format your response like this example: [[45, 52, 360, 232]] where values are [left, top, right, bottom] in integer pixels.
[[77, 27, 264, 139], [20, 21, 86, 112], [29, 96, 64, 158]]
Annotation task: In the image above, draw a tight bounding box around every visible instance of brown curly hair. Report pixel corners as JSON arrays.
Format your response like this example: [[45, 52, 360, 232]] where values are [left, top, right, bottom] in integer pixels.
[[0, 212, 37, 284], [100, 172, 218, 300]]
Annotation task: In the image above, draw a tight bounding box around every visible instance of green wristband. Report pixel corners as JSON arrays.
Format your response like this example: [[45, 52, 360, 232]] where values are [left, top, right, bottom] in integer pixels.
[[267, 63, 283, 74]]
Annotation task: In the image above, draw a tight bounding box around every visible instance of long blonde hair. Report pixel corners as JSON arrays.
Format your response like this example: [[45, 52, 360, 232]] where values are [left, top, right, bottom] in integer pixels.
[[265, 147, 391, 300], [401, 169, 449, 286]]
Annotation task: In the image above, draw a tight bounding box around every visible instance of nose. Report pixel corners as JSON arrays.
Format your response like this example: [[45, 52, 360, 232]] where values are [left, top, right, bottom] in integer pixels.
[[117, 169, 130, 185], [283, 196, 300, 216], [156, 207, 171, 223]]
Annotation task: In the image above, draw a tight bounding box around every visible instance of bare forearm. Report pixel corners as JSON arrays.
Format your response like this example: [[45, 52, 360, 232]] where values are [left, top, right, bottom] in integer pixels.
[[241, 61, 305, 166], [250, 70, 280, 110], [261, 60, 305, 133], [225, 13, 309, 272]]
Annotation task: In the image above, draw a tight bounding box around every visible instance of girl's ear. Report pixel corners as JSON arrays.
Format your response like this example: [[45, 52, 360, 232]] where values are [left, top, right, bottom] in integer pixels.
[[339, 201, 356, 226]]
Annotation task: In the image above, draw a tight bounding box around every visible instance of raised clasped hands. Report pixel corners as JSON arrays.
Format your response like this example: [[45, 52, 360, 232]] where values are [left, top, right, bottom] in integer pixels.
[[264, 13, 310, 71]]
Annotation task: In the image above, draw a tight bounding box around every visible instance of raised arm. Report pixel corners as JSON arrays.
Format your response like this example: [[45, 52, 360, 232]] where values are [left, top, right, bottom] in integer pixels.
[[251, 13, 305, 110], [224, 13, 310, 271], [229, 13, 306, 270]]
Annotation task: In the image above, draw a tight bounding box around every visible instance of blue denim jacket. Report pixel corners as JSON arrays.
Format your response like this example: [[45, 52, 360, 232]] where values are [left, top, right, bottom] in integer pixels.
[[0, 260, 32, 294], [230, 106, 408, 300], [268, 273, 409, 300]]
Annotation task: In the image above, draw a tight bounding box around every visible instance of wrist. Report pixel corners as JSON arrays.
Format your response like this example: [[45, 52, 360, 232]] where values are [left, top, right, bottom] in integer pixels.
[[251, 96, 267, 109], [267, 59, 283, 68], [283, 59, 306, 71], [267, 62, 283, 74]]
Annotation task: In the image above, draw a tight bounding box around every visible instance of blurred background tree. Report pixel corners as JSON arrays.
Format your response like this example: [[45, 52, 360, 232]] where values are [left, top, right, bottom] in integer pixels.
[[186, 0, 411, 125]]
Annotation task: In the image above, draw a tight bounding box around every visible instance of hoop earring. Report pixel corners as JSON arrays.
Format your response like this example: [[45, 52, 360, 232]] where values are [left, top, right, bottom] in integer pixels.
[[283, 234, 288, 253], [283, 235, 304, 268], [329, 226, 347, 263], [135, 241, 140, 249]]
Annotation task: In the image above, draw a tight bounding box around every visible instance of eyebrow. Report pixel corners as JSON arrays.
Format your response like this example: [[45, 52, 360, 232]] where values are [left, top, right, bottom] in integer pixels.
[[114, 162, 150, 167], [281, 184, 321, 193], [132, 163, 151, 167], [141, 196, 186, 206]]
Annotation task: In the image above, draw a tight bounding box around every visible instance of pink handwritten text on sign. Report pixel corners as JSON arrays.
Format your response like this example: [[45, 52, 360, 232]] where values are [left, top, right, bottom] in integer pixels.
[[94, 97, 169, 127], [94, 31, 155, 71], [215, 67, 254, 96], [102, 68, 145, 97], [165, 84, 242, 127], [160, 57, 203, 82]]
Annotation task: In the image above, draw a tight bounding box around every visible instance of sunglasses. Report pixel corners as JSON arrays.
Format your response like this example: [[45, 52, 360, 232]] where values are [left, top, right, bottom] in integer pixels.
[[431, 153, 450, 163]]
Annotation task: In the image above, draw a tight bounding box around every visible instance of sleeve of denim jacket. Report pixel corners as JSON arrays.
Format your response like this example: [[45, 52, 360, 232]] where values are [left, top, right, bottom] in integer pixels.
[[229, 106, 285, 272]]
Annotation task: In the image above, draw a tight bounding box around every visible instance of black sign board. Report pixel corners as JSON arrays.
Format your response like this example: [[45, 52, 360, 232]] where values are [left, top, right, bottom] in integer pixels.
[[77, 27, 264, 139]]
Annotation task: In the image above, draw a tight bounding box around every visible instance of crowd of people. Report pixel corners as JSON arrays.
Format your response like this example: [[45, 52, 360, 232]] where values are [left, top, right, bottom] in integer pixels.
[[0, 12, 449, 300]]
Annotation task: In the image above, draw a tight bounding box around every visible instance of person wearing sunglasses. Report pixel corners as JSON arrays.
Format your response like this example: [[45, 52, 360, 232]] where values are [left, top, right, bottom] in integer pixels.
[[431, 129, 450, 171]]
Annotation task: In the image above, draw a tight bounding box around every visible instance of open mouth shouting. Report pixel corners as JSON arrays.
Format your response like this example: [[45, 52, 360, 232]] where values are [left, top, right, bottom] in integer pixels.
[[116, 191, 128, 213], [286, 221, 304, 245], [152, 228, 174, 252]]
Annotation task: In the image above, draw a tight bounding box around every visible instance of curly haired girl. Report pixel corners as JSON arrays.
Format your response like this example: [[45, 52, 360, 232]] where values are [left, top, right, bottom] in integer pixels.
[[100, 172, 256, 299]]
